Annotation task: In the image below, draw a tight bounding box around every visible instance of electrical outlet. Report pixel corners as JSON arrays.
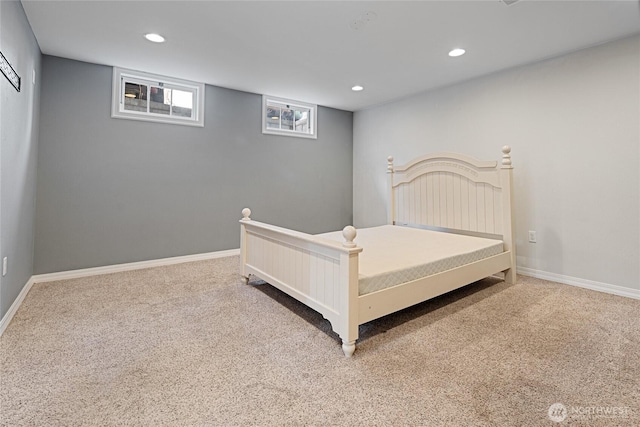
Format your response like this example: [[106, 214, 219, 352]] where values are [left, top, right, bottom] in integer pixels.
[[2, 257, 7, 276], [528, 231, 537, 243]]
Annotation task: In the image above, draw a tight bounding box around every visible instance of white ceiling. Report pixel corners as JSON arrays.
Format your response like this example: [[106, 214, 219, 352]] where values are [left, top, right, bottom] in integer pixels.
[[21, 0, 640, 112]]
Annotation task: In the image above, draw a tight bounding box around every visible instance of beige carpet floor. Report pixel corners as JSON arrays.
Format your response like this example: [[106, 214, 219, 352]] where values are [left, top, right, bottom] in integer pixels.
[[1, 256, 638, 426]]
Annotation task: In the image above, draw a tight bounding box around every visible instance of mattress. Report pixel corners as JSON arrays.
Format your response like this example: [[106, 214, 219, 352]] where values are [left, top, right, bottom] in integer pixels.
[[317, 225, 504, 295]]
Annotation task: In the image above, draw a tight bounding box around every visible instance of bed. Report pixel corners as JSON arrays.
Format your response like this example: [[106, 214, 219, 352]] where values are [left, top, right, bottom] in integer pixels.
[[240, 146, 516, 356]]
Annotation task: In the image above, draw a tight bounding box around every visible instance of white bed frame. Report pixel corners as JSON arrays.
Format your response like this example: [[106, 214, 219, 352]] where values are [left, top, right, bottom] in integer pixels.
[[240, 146, 516, 357]]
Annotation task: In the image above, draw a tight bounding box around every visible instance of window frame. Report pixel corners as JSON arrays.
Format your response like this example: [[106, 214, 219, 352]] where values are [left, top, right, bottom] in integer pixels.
[[262, 95, 317, 139], [111, 67, 205, 127]]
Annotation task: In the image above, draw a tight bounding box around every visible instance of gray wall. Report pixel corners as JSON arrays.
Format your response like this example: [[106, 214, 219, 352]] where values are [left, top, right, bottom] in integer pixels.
[[0, 0, 41, 319], [353, 35, 640, 292], [35, 56, 353, 274]]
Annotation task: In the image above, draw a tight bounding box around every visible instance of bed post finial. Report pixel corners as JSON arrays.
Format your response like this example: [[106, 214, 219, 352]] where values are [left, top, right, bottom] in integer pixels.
[[241, 208, 251, 221], [387, 156, 394, 173], [342, 226, 357, 248], [501, 145, 512, 168]]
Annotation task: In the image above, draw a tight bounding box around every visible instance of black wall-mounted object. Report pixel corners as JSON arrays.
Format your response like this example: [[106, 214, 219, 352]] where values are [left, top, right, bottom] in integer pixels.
[[1, 50, 21, 92]]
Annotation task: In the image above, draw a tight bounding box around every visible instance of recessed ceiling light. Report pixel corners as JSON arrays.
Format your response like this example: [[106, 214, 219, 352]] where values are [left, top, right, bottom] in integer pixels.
[[448, 48, 466, 57], [351, 85, 364, 91], [144, 33, 165, 43]]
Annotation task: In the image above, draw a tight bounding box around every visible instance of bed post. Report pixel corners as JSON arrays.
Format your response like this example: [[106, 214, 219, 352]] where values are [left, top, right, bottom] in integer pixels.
[[338, 226, 360, 357], [387, 156, 395, 225], [239, 208, 251, 285], [500, 147, 517, 284]]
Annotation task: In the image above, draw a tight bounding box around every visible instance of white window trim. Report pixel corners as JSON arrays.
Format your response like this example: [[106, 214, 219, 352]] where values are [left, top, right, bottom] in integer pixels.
[[262, 95, 317, 139], [111, 67, 205, 127]]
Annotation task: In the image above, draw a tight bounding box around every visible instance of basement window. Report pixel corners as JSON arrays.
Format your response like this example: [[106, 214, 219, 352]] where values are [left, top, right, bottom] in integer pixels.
[[112, 67, 205, 127], [262, 95, 317, 139]]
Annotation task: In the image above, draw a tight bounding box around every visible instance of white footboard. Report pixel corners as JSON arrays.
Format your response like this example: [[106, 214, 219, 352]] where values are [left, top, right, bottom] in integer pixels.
[[239, 209, 362, 356]]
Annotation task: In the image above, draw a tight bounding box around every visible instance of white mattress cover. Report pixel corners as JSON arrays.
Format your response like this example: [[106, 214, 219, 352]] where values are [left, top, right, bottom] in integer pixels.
[[317, 225, 504, 295]]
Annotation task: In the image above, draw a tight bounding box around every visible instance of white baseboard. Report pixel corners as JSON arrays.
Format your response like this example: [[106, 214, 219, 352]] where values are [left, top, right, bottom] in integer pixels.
[[0, 249, 240, 337], [518, 267, 640, 300], [32, 249, 240, 284], [0, 276, 35, 337]]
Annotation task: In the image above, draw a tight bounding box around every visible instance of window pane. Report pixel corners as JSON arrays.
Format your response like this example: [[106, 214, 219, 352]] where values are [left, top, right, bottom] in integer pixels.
[[171, 89, 193, 118], [280, 107, 294, 130], [149, 86, 170, 115], [124, 82, 147, 112], [294, 108, 310, 133], [266, 105, 280, 129]]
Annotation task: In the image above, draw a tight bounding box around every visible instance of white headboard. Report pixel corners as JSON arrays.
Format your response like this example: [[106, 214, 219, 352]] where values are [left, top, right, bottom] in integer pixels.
[[388, 146, 514, 244]]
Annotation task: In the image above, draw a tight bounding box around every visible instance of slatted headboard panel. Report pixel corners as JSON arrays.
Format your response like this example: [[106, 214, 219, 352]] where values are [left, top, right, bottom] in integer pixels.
[[388, 146, 514, 239]]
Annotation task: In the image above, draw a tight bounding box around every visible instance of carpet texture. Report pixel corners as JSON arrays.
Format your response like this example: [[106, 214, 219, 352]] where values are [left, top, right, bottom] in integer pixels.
[[1, 256, 638, 426]]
